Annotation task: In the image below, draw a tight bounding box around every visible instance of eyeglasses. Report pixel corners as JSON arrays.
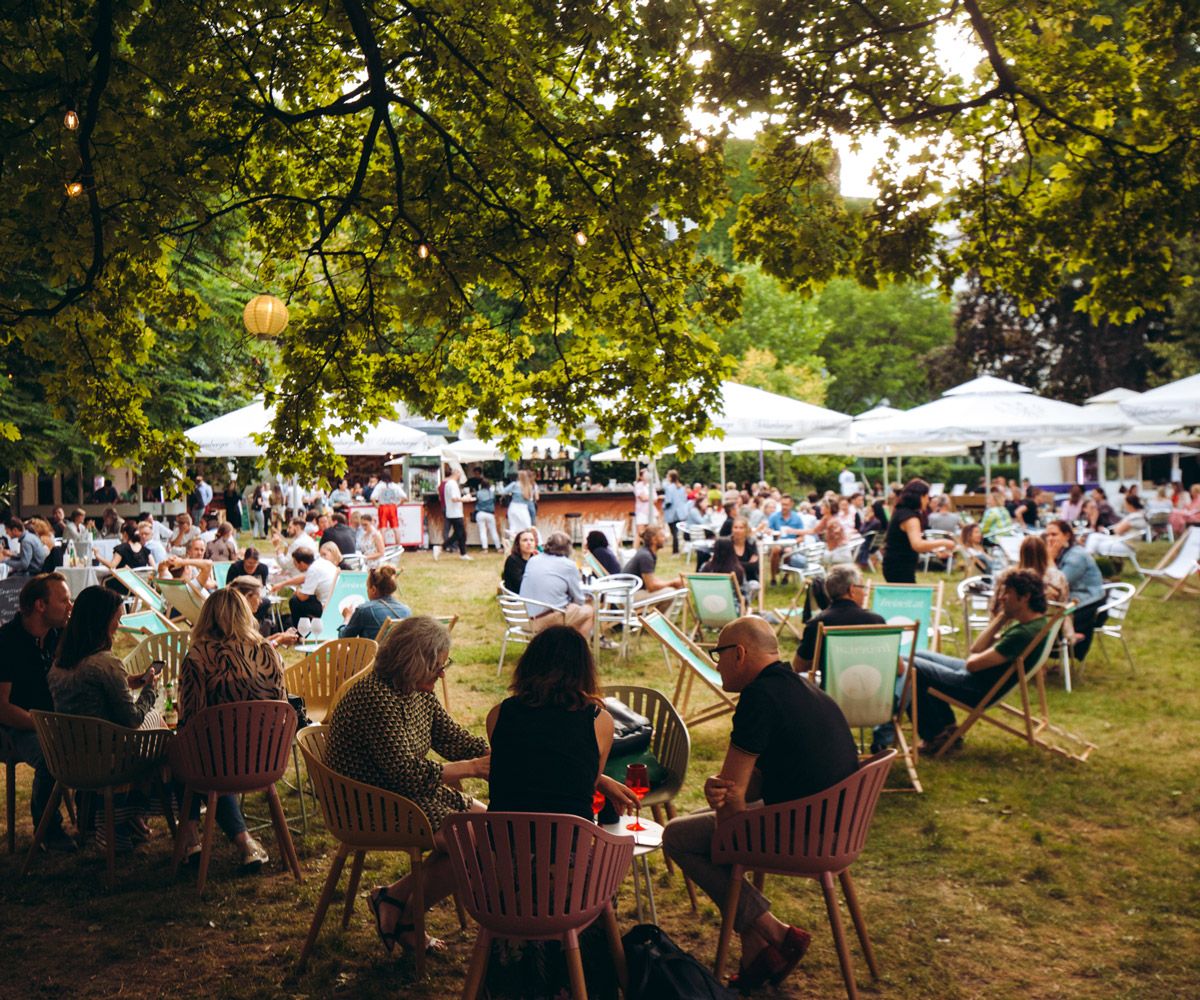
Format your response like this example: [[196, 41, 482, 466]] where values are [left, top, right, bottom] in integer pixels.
[[708, 644, 739, 663], [437, 657, 454, 675]]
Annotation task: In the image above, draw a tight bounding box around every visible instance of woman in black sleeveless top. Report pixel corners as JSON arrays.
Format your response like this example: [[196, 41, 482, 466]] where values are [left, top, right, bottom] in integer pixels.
[[487, 625, 635, 820], [485, 627, 637, 1000], [882, 478, 957, 583]]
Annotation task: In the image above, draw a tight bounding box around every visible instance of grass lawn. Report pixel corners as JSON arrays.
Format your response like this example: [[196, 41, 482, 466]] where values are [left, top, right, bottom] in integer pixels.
[[2, 542, 1198, 999]]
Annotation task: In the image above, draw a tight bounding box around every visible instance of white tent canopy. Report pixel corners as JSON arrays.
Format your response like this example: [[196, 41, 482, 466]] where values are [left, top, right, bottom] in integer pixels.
[[711, 382, 851, 438], [441, 438, 577, 463], [854, 376, 1131, 445], [1119, 373, 1200, 426], [186, 398, 431, 458]]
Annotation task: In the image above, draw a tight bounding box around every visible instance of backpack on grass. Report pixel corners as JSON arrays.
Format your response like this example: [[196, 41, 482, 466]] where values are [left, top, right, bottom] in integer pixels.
[[622, 923, 737, 1000]]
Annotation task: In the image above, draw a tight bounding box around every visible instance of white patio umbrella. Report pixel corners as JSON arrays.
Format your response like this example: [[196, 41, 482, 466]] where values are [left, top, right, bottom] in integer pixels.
[[442, 437, 577, 462], [711, 382, 851, 439], [186, 398, 431, 457], [1119, 372, 1200, 426], [591, 436, 789, 483], [853, 376, 1132, 489]]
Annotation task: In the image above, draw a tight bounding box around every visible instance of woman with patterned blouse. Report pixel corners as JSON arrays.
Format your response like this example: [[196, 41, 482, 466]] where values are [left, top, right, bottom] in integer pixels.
[[176, 588, 287, 872], [327, 615, 489, 957]]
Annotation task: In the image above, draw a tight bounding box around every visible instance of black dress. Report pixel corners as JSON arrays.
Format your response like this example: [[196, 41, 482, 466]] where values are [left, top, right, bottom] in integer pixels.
[[485, 697, 615, 1000], [223, 487, 244, 531], [488, 697, 599, 821], [882, 506, 921, 583]]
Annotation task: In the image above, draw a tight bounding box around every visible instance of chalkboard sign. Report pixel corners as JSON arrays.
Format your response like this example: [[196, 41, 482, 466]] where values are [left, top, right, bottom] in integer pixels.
[[0, 576, 25, 625]]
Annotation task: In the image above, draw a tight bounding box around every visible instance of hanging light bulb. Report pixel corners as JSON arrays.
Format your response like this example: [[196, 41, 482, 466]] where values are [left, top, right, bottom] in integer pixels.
[[573, 230, 588, 247], [416, 242, 431, 260], [64, 181, 83, 197], [63, 109, 79, 130]]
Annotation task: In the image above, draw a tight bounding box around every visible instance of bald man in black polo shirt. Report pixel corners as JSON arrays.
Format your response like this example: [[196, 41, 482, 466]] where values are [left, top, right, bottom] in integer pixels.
[[663, 616, 858, 990]]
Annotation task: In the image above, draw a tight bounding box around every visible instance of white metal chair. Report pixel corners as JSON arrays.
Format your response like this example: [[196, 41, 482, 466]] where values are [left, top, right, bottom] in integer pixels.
[[588, 573, 643, 661], [495, 587, 563, 674], [1094, 582, 1136, 673]]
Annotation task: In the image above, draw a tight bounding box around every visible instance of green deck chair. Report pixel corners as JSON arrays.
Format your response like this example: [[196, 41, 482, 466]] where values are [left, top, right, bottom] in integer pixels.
[[639, 608, 738, 727], [684, 572, 746, 647], [811, 623, 921, 792]]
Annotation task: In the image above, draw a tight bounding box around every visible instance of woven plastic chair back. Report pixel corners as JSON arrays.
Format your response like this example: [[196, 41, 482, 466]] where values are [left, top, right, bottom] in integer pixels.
[[296, 726, 437, 852], [712, 749, 896, 877], [284, 638, 378, 724], [442, 812, 634, 939], [168, 700, 296, 794], [122, 629, 192, 688], [602, 685, 690, 804], [30, 711, 173, 790]]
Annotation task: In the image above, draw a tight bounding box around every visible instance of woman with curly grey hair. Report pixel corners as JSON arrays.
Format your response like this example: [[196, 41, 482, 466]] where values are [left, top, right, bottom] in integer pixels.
[[326, 615, 489, 958]]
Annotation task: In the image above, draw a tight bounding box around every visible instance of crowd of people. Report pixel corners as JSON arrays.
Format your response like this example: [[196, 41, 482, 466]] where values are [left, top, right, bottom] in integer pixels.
[[0, 460, 1189, 996]]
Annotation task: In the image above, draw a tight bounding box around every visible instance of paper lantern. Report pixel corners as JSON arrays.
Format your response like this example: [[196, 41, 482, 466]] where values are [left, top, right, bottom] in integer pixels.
[[243, 294, 288, 337]]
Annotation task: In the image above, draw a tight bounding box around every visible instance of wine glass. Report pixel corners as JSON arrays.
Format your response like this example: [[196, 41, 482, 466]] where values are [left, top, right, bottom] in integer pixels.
[[296, 617, 312, 642], [591, 788, 606, 825], [308, 618, 324, 641], [625, 763, 650, 832]]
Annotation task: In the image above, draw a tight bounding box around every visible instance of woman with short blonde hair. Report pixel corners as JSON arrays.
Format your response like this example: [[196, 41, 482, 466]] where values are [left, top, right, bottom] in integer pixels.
[[328, 615, 490, 956]]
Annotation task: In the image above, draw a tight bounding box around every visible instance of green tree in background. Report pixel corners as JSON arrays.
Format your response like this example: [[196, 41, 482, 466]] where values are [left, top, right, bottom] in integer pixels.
[[811, 280, 955, 414]]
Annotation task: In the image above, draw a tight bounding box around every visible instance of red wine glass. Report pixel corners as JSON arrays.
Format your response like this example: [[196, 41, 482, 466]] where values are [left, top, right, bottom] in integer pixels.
[[592, 788, 606, 824], [625, 763, 650, 831]]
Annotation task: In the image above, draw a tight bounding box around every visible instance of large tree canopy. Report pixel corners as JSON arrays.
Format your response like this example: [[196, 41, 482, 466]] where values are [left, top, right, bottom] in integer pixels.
[[1, 1, 1195, 483]]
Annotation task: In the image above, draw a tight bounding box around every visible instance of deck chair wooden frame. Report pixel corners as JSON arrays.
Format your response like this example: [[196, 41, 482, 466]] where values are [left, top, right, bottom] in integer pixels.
[[583, 551, 609, 578], [768, 575, 811, 641], [683, 572, 747, 647], [811, 623, 921, 793], [639, 608, 738, 727], [1134, 526, 1200, 600], [928, 608, 1096, 762], [870, 581, 945, 654], [112, 567, 169, 616], [211, 561, 234, 587], [156, 577, 207, 625], [118, 609, 181, 635]]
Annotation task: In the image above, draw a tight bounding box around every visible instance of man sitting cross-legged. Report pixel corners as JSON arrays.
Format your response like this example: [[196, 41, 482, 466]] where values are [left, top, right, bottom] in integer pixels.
[[911, 568, 1050, 755], [663, 616, 860, 991]]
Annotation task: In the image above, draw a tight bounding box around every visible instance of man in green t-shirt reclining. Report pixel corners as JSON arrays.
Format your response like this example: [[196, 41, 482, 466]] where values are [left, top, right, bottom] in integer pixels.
[[913, 569, 1050, 755]]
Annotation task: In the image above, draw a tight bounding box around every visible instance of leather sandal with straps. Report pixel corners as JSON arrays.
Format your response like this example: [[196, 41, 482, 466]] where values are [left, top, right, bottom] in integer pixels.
[[367, 887, 406, 955]]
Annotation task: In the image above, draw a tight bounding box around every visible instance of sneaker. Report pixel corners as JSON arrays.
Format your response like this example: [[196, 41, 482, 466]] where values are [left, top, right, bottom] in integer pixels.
[[41, 828, 79, 854], [460, 554, 473, 561], [239, 835, 269, 873]]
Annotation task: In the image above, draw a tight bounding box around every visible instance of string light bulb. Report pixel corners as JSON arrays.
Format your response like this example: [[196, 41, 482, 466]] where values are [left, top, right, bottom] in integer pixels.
[[64, 181, 83, 197], [63, 109, 79, 130], [573, 230, 588, 247], [416, 242, 431, 260]]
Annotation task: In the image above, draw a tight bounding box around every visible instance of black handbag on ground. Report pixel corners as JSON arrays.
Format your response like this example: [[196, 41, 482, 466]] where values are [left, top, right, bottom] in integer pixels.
[[622, 924, 737, 1000], [603, 697, 652, 756]]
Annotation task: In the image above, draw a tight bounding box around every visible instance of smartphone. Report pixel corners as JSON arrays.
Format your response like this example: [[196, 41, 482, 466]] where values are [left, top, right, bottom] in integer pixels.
[[150, 660, 165, 676]]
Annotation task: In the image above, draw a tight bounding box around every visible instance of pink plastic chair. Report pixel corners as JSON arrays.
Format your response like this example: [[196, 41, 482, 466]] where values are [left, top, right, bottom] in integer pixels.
[[168, 700, 302, 893], [711, 749, 896, 1000], [442, 812, 635, 1000]]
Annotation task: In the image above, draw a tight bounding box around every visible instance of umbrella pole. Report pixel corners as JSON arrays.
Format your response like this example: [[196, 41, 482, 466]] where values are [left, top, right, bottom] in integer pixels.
[[882, 455, 888, 489], [759, 445, 765, 483], [720, 451, 726, 489], [984, 442, 991, 493]]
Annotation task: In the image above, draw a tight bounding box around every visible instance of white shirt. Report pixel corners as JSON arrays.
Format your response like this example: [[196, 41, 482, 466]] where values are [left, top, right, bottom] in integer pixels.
[[300, 557, 338, 606], [444, 479, 464, 518], [199, 528, 217, 543], [838, 470, 857, 495], [372, 481, 407, 504], [280, 531, 318, 574], [197, 481, 213, 506]]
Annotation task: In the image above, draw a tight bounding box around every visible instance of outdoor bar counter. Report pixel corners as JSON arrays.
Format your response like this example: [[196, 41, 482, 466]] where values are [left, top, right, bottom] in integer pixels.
[[422, 488, 642, 547]]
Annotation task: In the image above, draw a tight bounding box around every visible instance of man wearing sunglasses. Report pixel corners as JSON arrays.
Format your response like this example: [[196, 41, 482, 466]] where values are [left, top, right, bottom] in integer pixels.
[[663, 616, 858, 990]]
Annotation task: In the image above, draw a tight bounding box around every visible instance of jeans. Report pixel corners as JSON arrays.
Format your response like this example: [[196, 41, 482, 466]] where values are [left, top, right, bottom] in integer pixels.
[[663, 810, 771, 934], [250, 508, 265, 537], [3, 726, 64, 832], [911, 650, 1010, 740], [475, 511, 500, 550], [173, 780, 248, 840]]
